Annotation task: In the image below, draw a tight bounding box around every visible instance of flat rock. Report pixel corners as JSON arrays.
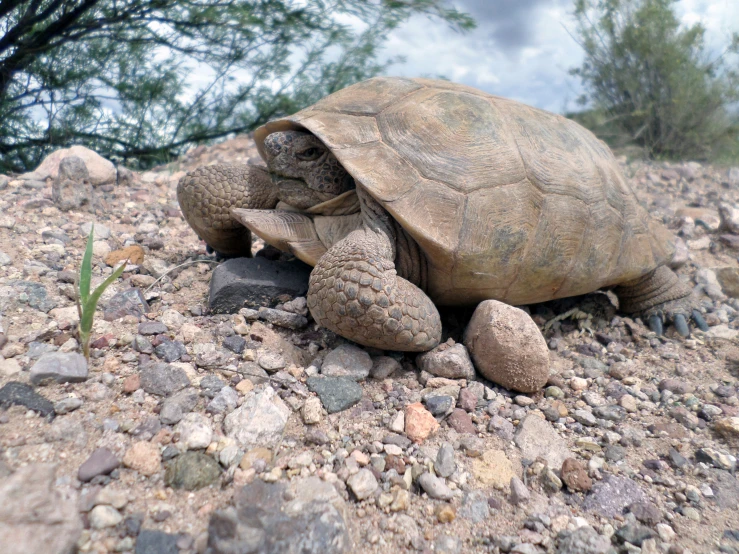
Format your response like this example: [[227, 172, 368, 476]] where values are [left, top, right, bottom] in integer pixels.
[[514, 415, 571, 470], [464, 300, 549, 393], [207, 477, 350, 554], [416, 341, 475, 379], [582, 474, 648, 518], [321, 344, 372, 381], [175, 413, 213, 450], [223, 386, 290, 449], [306, 376, 363, 414], [369, 356, 401, 379], [164, 452, 221, 490], [135, 530, 179, 554], [139, 363, 190, 397], [404, 402, 439, 443], [0, 464, 82, 554], [159, 389, 199, 425], [347, 468, 378, 500], [0, 382, 55, 418], [471, 449, 516, 489], [447, 408, 476, 434], [78, 448, 120, 482], [104, 288, 149, 321], [209, 258, 312, 313], [30, 352, 88, 385], [417, 472, 453, 500]]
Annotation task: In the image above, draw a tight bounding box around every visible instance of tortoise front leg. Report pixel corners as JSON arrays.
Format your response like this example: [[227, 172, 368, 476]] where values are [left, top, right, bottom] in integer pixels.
[[177, 164, 279, 257], [308, 190, 441, 351]]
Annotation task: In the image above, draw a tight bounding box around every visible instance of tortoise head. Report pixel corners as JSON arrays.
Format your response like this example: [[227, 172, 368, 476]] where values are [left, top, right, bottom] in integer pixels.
[[262, 130, 355, 209]]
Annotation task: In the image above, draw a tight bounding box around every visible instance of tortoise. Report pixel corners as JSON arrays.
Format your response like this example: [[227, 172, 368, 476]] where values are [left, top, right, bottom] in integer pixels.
[[177, 76, 707, 351]]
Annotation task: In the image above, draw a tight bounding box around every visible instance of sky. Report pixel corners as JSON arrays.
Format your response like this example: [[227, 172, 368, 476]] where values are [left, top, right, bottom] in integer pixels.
[[381, 0, 739, 114]]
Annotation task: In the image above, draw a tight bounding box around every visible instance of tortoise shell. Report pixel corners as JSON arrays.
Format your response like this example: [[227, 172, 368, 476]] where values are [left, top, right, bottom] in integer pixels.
[[254, 77, 674, 306]]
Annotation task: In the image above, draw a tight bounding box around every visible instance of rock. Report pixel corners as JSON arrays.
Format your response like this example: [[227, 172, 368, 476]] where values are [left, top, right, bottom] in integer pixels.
[[206, 386, 239, 415], [320, 344, 372, 381], [122, 441, 162, 476], [573, 409, 597, 426], [306, 376, 362, 414], [347, 468, 378, 500], [370, 356, 401, 379], [583, 474, 648, 518], [471, 449, 516, 488], [159, 389, 199, 425], [714, 267, 739, 299], [257, 351, 286, 372], [135, 530, 180, 554], [200, 374, 227, 398], [719, 203, 739, 234], [510, 477, 530, 505], [104, 288, 149, 321], [89, 504, 123, 529], [435, 443, 456, 478], [13, 281, 56, 312], [416, 341, 475, 379], [29, 145, 116, 185], [302, 396, 323, 425], [418, 472, 454, 500], [209, 257, 312, 313], [0, 464, 82, 554], [29, 352, 88, 385], [556, 527, 612, 554], [659, 378, 695, 394], [257, 307, 308, 329], [629, 501, 661, 526], [138, 321, 168, 335], [514, 415, 571, 470], [0, 382, 55, 418], [53, 397, 83, 414], [615, 523, 655, 547], [222, 335, 246, 354], [207, 478, 350, 554], [714, 417, 739, 446], [435, 536, 462, 554], [425, 394, 454, 416], [105, 245, 145, 267], [175, 413, 213, 450], [463, 300, 549, 393], [52, 156, 92, 211], [404, 402, 439, 443], [78, 448, 120, 482], [154, 339, 187, 363], [459, 490, 490, 523], [488, 415, 515, 440], [164, 452, 221, 490], [224, 386, 290, 450], [447, 408, 476, 434], [560, 458, 592, 492], [139, 363, 190, 396]]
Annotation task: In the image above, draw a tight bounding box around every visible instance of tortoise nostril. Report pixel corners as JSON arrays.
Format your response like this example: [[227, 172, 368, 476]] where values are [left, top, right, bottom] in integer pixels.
[[264, 135, 281, 159]]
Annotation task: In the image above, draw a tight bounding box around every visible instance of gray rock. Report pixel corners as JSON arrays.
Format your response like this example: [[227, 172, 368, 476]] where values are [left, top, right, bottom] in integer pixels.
[[459, 490, 490, 523], [78, 448, 120, 482], [222, 335, 246, 354], [514, 414, 571, 470], [510, 476, 530, 505], [138, 321, 167, 335], [556, 527, 613, 554], [257, 307, 308, 329], [52, 156, 92, 211], [13, 281, 57, 312], [347, 469, 378, 500], [416, 341, 475, 379], [132, 335, 153, 353], [583, 474, 648, 518], [223, 386, 290, 450], [154, 339, 186, 362], [321, 344, 372, 381], [164, 452, 221, 490], [0, 464, 82, 554], [30, 352, 88, 385], [306, 376, 363, 414], [417, 472, 453, 500], [425, 394, 454, 416], [369, 356, 401, 379], [434, 536, 462, 554], [0, 382, 54, 418], [26, 342, 58, 359], [209, 258, 312, 313], [80, 222, 111, 239], [159, 388, 199, 425], [139, 363, 190, 397], [135, 530, 179, 554], [489, 415, 515, 441], [206, 386, 239, 415], [207, 478, 350, 554], [435, 443, 456, 478], [53, 397, 83, 414], [200, 374, 226, 398], [615, 523, 655, 547], [572, 409, 597, 426], [592, 405, 626, 422], [104, 288, 149, 321]]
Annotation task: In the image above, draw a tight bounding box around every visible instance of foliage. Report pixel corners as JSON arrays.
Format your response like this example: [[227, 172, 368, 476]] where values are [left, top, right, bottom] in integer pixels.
[[77, 225, 126, 359], [570, 0, 739, 160], [0, 0, 474, 173]]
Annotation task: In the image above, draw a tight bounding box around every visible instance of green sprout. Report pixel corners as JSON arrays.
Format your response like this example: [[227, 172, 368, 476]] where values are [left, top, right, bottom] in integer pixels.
[[77, 224, 127, 359]]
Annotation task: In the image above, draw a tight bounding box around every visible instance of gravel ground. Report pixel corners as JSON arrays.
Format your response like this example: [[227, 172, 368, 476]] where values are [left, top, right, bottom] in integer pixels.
[[1, 136, 739, 554]]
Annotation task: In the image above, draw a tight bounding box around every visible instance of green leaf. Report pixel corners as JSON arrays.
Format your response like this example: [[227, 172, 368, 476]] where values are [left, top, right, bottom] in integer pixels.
[[83, 261, 127, 317], [79, 224, 94, 305]]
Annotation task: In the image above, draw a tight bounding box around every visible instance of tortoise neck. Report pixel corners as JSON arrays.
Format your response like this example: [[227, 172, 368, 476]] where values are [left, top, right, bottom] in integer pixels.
[[393, 220, 428, 291]]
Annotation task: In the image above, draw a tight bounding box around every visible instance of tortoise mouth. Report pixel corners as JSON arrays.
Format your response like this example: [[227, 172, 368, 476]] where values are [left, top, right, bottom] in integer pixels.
[[270, 174, 336, 210]]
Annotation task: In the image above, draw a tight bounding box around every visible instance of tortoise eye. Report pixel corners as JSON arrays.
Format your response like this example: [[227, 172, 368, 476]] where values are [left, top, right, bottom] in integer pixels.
[[296, 147, 323, 161]]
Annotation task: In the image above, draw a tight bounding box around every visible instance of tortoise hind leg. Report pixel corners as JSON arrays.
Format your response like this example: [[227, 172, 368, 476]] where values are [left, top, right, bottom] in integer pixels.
[[614, 266, 708, 336]]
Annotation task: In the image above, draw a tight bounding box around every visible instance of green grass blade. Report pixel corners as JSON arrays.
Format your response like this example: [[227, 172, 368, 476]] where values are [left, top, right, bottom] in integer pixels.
[[85, 261, 127, 314], [79, 224, 94, 304]]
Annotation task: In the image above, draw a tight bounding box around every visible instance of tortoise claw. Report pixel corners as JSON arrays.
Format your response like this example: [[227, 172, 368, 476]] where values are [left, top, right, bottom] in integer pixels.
[[648, 314, 663, 336], [692, 310, 708, 332], [673, 314, 689, 337]]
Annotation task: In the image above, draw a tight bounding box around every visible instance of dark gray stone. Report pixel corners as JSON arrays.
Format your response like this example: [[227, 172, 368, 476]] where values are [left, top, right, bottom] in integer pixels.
[[14, 281, 57, 312], [556, 527, 614, 554], [0, 381, 54, 418], [26, 342, 58, 359], [135, 530, 179, 554], [257, 307, 308, 329], [593, 405, 626, 422], [222, 335, 246, 354], [668, 447, 689, 469], [628, 501, 661, 525], [130, 416, 162, 440], [320, 344, 372, 381], [30, 352, 88, 385], [200, 374, 227, 398], [615, 523, 655, 546], [209, 257, 312, 313], [435, 443, 456, 478], [711, 469, 739, 510], [139, 363, 190, 397], [604, 445, 626, 462], [154, 339, 186, 362], [583, 474, 648, 518], [132, 335, 153, 354], [306, 376, 362, 414], [78, 448, 120, 482], [138, 321, 167, 335], [207, 478, 350, 554], [104, 288, 149, 321], [164, 452, 221, 490], [206, 386, 239, 415], [160, 389, 199, 425], [425, 395, 454, 416]]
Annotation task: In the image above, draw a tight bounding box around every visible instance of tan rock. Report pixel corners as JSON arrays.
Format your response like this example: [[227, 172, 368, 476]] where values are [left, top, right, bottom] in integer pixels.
[[464, 300, 549, 393], [239, 447, 273, 471], [122, 441, 161, 476], [560, 458, 592, 492], [714, 417, 739, 446], [105, 245, 145, 267], [404, 402, 439, 443], [471, 449, 516, 489], [29, 145, 116, 186], [714, 267, 739, 298]]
